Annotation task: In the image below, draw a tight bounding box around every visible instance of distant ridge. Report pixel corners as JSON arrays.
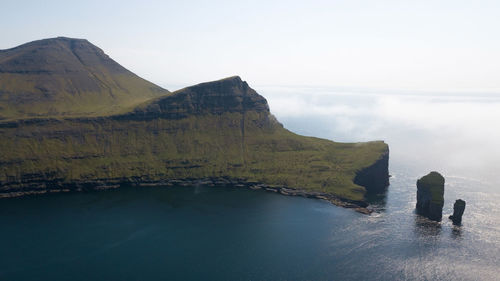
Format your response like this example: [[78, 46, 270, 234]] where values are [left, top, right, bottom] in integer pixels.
[[0, 37, 169, 120], [127, 76, 271, 120]]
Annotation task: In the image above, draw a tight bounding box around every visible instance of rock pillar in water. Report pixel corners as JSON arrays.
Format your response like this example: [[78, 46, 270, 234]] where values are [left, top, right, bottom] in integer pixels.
[[416, 171, 445, 221], [449, 199, 466, 225]]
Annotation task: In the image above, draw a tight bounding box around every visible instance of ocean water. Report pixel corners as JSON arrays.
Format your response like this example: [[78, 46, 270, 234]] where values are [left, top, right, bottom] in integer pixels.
[[1, 89, 499, 280]]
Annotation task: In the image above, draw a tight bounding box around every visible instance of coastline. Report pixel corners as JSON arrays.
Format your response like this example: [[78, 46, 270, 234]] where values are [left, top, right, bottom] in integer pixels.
[[0, 177, 373, 214]]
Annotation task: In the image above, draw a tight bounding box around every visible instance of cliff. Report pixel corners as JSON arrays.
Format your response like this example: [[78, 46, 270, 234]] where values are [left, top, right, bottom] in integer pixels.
[[353, 148, 389, 193], [0, 38, 390, 209]]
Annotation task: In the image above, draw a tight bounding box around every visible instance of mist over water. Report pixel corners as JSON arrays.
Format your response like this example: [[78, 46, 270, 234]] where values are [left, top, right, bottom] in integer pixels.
[[262, 86, 500, 186]]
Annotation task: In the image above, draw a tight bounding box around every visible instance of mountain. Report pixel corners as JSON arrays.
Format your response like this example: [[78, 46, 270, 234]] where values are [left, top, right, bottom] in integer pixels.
[[0, 37, 169, 120], [0, 38, 389, 211], [129, 76, 270, 119]]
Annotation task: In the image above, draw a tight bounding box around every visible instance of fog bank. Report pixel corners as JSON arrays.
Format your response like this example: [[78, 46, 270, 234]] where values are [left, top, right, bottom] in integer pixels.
[[260, 86, 500, 187]]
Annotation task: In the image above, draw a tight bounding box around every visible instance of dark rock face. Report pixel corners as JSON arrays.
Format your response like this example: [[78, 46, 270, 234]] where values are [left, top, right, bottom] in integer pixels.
[[449, 199, 466, 225], [416, 171, 445, 221], [353, 147, 390, 193]]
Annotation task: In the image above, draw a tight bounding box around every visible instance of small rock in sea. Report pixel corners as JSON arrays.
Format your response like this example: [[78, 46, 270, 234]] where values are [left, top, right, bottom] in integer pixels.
[[449, 199, 466, 225]]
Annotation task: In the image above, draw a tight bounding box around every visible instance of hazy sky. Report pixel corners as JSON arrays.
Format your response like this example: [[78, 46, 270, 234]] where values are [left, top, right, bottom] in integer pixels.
[[2, 0, 500, 92]]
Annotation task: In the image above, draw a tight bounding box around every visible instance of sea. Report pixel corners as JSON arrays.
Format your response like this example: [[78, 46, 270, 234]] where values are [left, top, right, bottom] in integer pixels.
[[1, 87, 499, 280]]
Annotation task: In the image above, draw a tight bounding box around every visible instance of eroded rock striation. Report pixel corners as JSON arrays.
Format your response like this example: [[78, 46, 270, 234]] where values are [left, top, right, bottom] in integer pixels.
[[416, 171, 445, 221], [449, 199, 466, 225]]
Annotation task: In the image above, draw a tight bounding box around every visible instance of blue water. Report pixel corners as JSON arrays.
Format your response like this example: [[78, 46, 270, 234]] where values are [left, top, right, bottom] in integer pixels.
[[0, 163, 499, 280], [1, 89, 500, 280]]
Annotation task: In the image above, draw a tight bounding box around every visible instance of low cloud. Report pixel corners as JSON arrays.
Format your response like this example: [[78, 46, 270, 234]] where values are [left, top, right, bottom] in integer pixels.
[[259, 86, 500, 185]]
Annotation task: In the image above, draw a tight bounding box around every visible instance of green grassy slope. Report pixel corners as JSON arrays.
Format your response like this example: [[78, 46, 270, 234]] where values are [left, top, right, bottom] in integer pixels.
[[0, 37, 169, 120], [0, 76, 388, 201]]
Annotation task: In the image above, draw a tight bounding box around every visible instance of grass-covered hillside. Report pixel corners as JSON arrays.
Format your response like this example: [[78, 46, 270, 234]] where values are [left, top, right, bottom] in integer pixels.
[[0, 76, 388, 201], [0, 37, 169, 121], [0, 38, 389, 203]]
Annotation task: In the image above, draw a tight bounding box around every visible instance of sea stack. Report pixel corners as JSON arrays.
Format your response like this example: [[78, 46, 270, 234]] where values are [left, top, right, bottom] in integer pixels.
[[449, 199, 466, 225], [416, 171, 445, 221]]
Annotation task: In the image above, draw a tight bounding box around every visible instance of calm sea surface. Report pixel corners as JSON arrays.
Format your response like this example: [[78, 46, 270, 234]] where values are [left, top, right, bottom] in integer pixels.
[[1, 89, 499, 280]]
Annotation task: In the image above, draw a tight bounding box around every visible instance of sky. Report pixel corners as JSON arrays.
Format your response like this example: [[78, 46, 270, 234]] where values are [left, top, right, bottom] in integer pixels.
[[2, 0, 500, 92]]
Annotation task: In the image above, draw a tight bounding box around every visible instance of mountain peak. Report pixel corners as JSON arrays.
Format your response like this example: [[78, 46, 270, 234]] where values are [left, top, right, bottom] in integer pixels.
[[0, 37, 118, 74], [215, 75, 242, 82], [190, 75, 247, 90], [30, 36, 92, 46], [1, 37, 92, 52], [129, 76, 270, 120], [0, 37, 169, 121]]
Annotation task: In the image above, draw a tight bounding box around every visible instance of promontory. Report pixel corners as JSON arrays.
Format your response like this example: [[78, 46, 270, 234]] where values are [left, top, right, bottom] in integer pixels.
[[0, 37, 389, 211]]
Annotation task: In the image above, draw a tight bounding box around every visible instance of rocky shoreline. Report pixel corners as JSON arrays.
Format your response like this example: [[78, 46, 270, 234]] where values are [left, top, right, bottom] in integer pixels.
[[0, 177, 373, 214]]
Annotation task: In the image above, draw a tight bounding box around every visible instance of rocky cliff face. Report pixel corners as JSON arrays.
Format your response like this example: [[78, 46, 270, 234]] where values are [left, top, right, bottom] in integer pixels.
[[353, 147, 389, 193], [416, 171, 445, 221]]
